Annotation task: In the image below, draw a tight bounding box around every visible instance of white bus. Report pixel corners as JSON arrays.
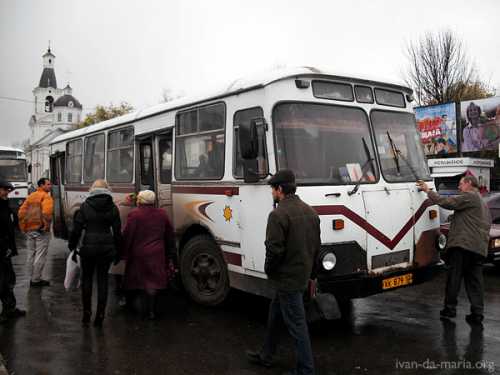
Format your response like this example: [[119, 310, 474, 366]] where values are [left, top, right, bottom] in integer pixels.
[[50, 67, 444, 312], [0, 146, 29, 214]]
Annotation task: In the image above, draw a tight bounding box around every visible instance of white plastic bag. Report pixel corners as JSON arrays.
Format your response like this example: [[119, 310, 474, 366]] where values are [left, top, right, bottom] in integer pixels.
[[64, 251, 81, 290]]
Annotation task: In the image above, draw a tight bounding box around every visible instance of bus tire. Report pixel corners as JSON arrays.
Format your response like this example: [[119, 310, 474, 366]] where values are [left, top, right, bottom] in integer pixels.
[[180, 235, 230, 306]]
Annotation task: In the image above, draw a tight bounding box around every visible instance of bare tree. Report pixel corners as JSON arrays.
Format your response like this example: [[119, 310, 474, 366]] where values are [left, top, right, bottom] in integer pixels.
[[405, 30, 494, 105]]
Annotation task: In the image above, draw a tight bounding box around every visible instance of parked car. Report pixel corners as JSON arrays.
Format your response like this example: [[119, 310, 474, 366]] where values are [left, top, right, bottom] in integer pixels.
[[437, 191, 500, 268], [483, 192, 500, 224], [440, 223, 500, 269]]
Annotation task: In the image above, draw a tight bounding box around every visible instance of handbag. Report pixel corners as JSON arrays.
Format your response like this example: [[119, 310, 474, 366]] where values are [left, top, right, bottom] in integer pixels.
[[64, 251, 81, 290]]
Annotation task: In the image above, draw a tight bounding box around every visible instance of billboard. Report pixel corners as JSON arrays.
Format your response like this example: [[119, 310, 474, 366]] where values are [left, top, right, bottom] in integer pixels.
[[460, 96, 500, 152], [415, 103, 457, 156]]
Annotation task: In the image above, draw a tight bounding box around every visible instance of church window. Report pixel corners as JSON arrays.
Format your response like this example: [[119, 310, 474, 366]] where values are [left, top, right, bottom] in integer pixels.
[[45, 96, 54, 112], [57, 113, 62, 122], [68, 113, 73, 122]]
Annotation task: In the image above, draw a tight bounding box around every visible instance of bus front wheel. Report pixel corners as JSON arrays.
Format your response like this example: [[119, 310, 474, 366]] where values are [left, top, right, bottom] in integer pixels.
[[180, 235, 230, 306]]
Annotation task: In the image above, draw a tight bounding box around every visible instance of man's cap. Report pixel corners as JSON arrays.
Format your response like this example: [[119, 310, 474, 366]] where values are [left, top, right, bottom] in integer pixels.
[[268, 169, 296, 185], [0, 177, 14, 191]]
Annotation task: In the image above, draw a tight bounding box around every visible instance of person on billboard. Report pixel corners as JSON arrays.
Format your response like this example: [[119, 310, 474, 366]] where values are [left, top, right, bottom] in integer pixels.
[[416, 176, 490, 326], [463, 102, 482, 152], [435, 138, 449, 155], [440, 114, 450, 138]]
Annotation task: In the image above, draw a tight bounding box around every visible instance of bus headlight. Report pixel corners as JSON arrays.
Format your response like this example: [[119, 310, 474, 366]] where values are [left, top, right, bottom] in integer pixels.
[[322, 252, 337, 271], [437, 234, 447, 250]]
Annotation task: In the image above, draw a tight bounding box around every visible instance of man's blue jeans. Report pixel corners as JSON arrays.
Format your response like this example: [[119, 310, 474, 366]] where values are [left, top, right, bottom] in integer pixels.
[[261, 290, 314, 375]]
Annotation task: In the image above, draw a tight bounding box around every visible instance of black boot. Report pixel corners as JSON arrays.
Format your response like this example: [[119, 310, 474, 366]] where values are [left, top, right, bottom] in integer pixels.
[[82, 310, 91, 326], [94, 314, 104, 327], [147, 294, 156, 320]]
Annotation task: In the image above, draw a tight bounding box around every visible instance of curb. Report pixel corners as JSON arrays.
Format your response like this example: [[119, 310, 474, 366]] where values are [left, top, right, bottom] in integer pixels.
[[0, 353, 8, 375]]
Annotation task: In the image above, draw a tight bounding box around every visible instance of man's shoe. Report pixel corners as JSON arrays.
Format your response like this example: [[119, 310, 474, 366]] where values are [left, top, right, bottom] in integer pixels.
[[82, 311, 91, 326], [440, 308, 456, 319], [30, 280, 50, 287], [94, 314, 104, 327], [246, 350, 273, 368], [465, 314, 484, 326]]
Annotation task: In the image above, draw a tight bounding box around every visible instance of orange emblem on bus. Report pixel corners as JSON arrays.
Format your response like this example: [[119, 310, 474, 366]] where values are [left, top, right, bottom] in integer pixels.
[[223, 206, 233, 222]]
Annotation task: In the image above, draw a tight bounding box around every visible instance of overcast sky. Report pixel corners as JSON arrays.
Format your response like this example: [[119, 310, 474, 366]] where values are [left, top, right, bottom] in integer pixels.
[[1, 0, 499, 146]]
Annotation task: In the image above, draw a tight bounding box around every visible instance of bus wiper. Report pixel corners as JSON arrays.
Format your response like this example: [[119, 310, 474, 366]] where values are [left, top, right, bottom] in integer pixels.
[[386, 131, 401, 176], [348, 137, 375, 196], [386, 131, 420, 181]]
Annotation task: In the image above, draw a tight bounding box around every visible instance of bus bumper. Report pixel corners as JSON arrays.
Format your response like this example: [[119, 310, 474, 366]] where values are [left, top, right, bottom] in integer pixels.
[[317, 262, 443, 299]]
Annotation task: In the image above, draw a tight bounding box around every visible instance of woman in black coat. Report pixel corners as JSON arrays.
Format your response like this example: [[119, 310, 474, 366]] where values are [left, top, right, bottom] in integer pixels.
[[68, 179, 121, 327]]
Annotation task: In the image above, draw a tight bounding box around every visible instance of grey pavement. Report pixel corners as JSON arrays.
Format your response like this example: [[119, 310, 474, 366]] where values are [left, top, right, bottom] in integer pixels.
[[1, 235, 499, 375]]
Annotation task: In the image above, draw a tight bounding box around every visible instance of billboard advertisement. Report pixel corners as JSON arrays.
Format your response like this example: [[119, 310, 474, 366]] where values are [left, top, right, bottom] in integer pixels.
[[415, 103, 457, 156], [460, 96, 500, 152]]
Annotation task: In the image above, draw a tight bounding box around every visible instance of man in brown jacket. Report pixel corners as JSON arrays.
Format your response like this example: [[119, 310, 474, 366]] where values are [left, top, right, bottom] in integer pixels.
[[417, 175, 490, 325], [247, 170, 321, 375]]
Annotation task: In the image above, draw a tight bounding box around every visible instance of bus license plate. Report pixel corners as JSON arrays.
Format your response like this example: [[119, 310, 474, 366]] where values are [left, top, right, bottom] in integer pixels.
[[382, 273, 413, 290]]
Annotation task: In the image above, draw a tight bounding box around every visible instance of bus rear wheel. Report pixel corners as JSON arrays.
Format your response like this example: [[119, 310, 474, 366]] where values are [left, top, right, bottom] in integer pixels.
[[180, 235, 230, 306]]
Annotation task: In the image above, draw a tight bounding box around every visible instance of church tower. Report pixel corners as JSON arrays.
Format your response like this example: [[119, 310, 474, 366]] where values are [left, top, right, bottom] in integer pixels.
[[27, 45, 82, 182], [30, 46, 64, 143]]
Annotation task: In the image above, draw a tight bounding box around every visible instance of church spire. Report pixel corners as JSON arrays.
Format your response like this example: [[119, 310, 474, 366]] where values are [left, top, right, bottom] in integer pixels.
[[39, 45, 57, 88]]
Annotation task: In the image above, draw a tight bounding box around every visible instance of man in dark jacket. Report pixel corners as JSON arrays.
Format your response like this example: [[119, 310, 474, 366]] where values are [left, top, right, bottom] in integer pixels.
[[0, 178, 26, 324], [247, 170, 321, 375], [417, 175, 490, 325], [68, 180, 122, 326]]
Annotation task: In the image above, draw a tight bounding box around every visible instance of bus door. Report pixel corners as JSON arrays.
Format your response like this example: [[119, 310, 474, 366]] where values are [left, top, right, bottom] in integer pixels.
[[154, 132, 173, 219], [137, 137, 156, 193], [50, 151, 68, 239]]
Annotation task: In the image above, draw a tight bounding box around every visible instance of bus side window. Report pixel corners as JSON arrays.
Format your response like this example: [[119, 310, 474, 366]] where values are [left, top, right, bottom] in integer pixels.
[[159, 138, 172, 184], [107, 128, 134, 183], [66, 139, 83, 184], [84, 133, 105, 182], [233, 107, 268, 179], [140, 143, 154, 189], [175, 103, 225, 180]]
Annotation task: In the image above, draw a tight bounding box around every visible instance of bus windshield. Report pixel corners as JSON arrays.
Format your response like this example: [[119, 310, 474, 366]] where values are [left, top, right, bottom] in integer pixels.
[[273, 102, 378, 185], [371, 110, 431, 182], [0, 159, 28, 182]]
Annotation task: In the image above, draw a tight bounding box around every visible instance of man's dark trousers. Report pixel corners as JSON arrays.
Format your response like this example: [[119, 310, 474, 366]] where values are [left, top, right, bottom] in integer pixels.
[[0, 258, 17, 314], [445, 247, 485, 316], [261, 290, 314, 375]]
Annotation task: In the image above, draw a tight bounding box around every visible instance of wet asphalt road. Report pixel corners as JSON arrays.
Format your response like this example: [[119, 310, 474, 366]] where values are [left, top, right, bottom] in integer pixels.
[[1, 235, 499, 375]]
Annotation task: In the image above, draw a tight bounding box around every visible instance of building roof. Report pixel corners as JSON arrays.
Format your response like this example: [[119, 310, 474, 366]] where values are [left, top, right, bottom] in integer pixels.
[[39, 68, 57, 88], [31, 128, 66, 147], [54, 94, 82, 109], [0, 146, 24, 153]]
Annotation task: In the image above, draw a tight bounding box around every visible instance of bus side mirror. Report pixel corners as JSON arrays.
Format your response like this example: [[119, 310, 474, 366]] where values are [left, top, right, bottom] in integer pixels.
[[239, 119, 259, 160], [28, 164, 32, 173]]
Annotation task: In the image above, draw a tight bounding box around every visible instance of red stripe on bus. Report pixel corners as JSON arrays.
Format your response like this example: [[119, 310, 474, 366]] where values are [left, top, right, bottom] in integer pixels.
[[172, 186, 239, 196], [313, 199, 434, 250], [223, 251, 242, 267]]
